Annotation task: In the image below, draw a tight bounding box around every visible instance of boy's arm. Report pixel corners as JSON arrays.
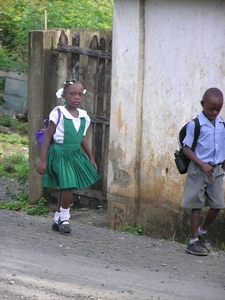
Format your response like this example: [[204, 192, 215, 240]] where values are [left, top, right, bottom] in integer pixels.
[[222, 161, 225, 172], [183, 146, 214, 177]]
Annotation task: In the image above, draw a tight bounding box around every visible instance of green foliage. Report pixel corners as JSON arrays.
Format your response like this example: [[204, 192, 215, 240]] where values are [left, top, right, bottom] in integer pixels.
[[26, 197, 48, 216], [0, 198, 28, 211], [0, 133, 28, 145], [0, 116, 28, 133], [0, 197, 48, 216], [0, 0, 113, 72], [0, 150, 28, 179], [0, 116, 48, 217], [122, 222, 143, 236], [0, 77, 5, 93]]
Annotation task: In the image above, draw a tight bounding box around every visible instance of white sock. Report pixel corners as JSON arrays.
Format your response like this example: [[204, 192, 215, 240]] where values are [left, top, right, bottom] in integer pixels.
[[60, 207, 70, 224], [189, 237, 199, 245], [198, 226, 207, 236], [53, 211, 60, 224]]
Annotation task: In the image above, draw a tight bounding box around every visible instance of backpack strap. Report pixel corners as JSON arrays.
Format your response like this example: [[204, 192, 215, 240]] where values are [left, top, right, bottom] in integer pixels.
[[191, 117, 200, 150], [56, 107, 61, 126], [42, 107, 61, 128]]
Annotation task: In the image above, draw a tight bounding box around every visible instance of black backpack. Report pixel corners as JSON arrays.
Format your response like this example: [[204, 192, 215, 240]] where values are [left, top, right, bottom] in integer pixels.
[[174, 118, 200, 174]]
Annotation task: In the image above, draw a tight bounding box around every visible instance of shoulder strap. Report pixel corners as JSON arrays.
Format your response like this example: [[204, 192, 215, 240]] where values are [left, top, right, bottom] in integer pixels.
[[191, 117, 200, 150], [56, 108, 61, 126]]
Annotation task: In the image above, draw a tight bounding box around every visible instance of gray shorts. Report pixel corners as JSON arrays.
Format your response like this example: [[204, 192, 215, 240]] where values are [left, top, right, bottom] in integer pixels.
[[181, 160, 225, 209]]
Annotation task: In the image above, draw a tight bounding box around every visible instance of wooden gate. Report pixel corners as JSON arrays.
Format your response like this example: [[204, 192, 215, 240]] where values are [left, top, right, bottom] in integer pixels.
[[56, 30, 112, 208]]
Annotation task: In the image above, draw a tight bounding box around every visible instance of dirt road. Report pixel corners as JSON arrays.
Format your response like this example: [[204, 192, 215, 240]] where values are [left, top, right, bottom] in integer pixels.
[[0, 209, 225, 300]]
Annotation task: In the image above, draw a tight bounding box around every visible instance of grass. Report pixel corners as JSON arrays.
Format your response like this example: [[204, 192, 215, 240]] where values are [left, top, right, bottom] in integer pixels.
[[0, 115, 28, 133], [0, 116, 48, 216], [122, 222, 143, 236], [0, 197, 48, 216]]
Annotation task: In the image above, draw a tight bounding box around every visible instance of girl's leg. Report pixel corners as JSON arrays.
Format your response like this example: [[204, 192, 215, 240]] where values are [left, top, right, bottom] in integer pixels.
[[61, 188, 73, 209], [52, 190, 62, 227], [52, 189, 73, 233], [58, 188, 74, 233], [57, 190, 62, 212]]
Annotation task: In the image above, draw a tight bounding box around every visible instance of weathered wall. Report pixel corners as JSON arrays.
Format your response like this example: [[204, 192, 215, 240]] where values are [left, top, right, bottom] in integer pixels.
[[0, 70, 27, 115], [108, 0, 225, 241]]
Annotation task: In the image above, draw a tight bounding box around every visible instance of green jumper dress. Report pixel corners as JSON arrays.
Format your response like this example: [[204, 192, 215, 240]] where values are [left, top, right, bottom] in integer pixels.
[[43, 116, 100, 190]]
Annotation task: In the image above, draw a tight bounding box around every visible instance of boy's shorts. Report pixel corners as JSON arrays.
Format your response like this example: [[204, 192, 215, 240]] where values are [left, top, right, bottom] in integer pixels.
[[181, 161, 225, 209]]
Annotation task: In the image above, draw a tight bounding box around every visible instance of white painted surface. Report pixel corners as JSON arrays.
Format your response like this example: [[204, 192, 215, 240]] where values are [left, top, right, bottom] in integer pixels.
[[109, 0, 225, 205]]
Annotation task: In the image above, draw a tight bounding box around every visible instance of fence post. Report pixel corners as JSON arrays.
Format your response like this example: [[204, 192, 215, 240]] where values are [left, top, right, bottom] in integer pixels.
[[27, 30, 59, 204]]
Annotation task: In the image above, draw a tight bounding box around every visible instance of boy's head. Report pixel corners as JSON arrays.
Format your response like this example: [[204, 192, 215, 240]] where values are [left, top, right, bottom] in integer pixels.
[[201, 88, 224, 122]]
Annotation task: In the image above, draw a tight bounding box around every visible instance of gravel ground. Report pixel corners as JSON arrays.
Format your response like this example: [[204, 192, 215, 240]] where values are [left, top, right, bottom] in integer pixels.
[[0, 178, 23, 202], [0, 179, 225, 300]]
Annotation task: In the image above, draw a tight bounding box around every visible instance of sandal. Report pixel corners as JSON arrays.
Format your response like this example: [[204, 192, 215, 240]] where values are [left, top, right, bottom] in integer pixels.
[[58, 218, 71, 233], [52, 221, 59, 231]]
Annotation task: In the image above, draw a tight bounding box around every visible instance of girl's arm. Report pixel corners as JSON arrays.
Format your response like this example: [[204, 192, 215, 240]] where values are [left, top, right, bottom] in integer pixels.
[[81, 136, 98, 170], [37, 121, 56, 174]]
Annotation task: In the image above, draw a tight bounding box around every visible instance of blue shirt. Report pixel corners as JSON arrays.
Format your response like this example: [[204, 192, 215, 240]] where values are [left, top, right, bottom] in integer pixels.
[[183, 112, 225, 165]]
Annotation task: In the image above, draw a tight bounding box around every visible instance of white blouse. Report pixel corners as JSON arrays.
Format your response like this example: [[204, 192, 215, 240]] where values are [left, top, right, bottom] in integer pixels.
[[49, 106, 91, 143]]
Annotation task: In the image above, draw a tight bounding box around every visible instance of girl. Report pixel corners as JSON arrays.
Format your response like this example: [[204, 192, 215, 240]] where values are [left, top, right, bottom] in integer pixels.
[[37, 80, 100, 233]]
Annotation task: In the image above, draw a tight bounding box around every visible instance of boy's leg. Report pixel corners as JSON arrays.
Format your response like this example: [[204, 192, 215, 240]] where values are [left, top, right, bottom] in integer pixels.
[[186, 209, 209, 256], [200, 208, 220, 230], [190, 209, 201, 237], [198, 208, 220, 252]]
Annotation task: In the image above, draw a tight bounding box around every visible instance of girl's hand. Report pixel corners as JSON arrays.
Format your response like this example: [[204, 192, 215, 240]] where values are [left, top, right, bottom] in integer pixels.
[[90, 158, 98, 170], [37, 160, 47, 175], [81, 137, 98, 170]]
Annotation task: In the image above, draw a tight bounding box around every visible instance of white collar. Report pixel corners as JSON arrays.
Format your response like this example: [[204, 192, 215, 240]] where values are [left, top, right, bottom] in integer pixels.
[[57, 106, 87, 119]]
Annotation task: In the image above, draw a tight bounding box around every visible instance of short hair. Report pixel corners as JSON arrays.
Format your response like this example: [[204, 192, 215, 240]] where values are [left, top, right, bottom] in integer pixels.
[[202, 88, 223, 102]]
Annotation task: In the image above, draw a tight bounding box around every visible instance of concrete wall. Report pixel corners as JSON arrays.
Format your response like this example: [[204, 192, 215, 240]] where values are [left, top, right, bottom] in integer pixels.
[[0, 70, 27, 115], [108, 0, 225, 239]]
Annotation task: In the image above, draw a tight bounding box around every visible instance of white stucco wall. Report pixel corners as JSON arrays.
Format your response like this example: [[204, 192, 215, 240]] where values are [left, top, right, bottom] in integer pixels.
[[141, 0, 225, 201], [108, 0, 225, 230]]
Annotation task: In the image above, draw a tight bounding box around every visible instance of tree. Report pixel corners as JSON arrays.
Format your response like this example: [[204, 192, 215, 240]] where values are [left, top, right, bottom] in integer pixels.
[[0, 0, 113, 72]]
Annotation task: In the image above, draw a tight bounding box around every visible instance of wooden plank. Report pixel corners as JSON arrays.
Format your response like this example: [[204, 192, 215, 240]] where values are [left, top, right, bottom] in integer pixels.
[[71, 32, 80, 79], [54, 188, 107, 201], [73, 189, 107, 201], [93, 37, 106, 190], [57, 44, 112, 60], [0, 69, 27, 81], [90, 115, 109, 125]]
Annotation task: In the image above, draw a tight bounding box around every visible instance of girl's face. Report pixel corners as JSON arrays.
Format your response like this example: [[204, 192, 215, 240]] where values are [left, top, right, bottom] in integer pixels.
[[201, 96, 223, 122], [64, 83, 84, 109]]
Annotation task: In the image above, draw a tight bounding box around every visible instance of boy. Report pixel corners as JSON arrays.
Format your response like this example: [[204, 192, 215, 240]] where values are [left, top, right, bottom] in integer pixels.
[[181, 87, 225, 256]]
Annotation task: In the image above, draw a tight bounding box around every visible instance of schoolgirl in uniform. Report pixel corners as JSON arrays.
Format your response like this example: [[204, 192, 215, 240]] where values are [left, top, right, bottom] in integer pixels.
[[37, 80, 100, 233]]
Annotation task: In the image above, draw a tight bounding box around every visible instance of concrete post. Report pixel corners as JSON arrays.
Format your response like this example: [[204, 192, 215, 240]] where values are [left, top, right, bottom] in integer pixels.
[[27, 30, 59, 204], [107, 0, 145, 229]]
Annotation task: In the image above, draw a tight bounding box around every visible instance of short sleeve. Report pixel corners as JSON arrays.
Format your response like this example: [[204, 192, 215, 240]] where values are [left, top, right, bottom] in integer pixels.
[[182, 120, 195, 148], [49, 107, 62, 125], [83, 115, 91, 135]]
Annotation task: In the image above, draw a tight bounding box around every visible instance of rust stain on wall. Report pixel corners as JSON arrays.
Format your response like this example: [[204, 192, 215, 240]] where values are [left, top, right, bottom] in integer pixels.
[[115, 102, 128, 134]]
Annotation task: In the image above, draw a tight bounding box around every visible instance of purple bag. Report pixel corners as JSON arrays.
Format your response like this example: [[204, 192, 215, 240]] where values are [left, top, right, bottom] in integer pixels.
[[34, 108, 61, 148]]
